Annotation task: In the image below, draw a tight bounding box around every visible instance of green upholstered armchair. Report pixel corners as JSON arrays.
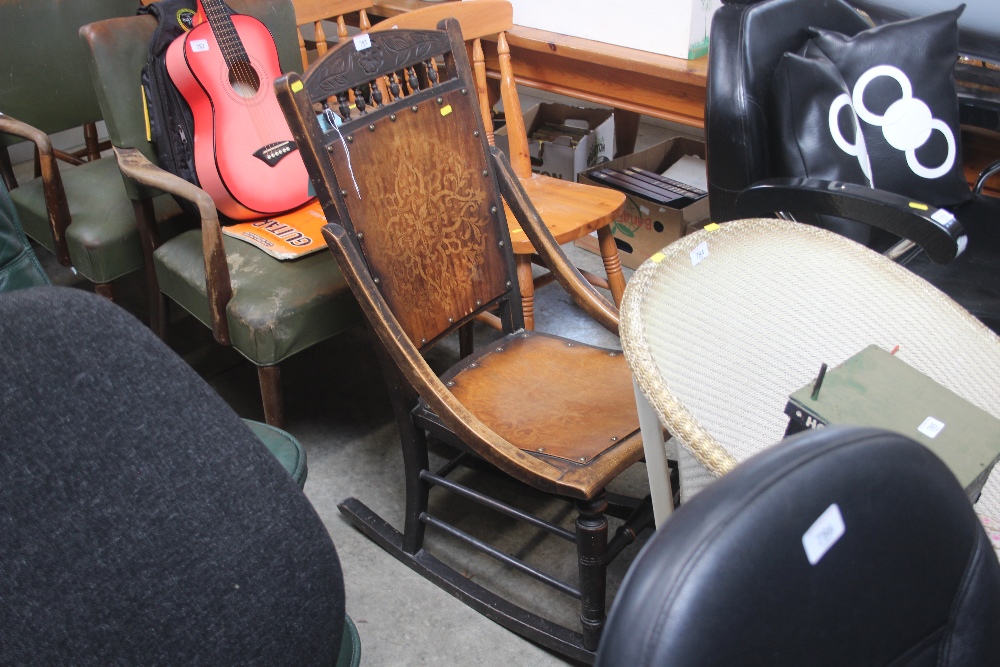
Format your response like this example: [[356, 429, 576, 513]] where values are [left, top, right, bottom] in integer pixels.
[[0, 0, 186, 301], [0, 179, 48, 291], [79, 0, 361, 427]]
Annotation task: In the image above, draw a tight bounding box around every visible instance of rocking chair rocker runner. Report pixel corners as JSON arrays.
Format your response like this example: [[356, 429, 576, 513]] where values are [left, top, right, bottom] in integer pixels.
[[276, 21, 652, 661]]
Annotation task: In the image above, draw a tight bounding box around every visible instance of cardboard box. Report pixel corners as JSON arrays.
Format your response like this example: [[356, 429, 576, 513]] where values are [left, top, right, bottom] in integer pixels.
[[575, 137, 710, 270], [508, 0, 723, 60], [495, 103, 615, 182]]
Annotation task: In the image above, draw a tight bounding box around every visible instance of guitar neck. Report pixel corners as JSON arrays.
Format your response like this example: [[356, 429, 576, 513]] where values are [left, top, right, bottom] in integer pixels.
[[198, 0, 250, 67]]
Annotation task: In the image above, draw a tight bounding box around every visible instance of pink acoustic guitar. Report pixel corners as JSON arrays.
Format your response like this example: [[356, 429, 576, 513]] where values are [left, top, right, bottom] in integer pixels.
[[165, 0, 311, 221]]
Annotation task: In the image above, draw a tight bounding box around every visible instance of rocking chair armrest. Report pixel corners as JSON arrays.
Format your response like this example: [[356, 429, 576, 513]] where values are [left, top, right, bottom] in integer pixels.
[[0, 113, 73, 267], [491, 147, 621, 336], [113, 147, 233, 345], [323, 221, 591, 499], [735, 177, 967, 264]]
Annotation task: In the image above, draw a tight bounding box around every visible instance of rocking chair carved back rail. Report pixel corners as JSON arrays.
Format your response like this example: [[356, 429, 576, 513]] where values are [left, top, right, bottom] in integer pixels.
[[276, 21, 652, 661]]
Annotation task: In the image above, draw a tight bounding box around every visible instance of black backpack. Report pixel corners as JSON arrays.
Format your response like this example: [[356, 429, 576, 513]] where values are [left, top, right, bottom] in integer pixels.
[[137, 0, 236, 201], [138, 0, 198, 192]]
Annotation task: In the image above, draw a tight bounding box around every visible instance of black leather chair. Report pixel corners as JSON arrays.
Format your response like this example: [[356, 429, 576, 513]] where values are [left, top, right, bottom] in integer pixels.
[[706, 0, 1000, 331], [596, 426, 1000, 666]]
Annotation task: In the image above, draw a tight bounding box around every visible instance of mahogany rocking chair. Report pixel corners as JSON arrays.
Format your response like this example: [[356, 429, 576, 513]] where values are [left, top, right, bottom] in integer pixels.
[[369, 0, 628, 331], [277, 21, 652, 661]]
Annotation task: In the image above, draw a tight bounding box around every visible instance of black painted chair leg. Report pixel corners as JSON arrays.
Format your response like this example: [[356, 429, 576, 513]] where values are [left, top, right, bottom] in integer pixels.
[[401, 422, 431, 554], [577, 491, 609, 651]]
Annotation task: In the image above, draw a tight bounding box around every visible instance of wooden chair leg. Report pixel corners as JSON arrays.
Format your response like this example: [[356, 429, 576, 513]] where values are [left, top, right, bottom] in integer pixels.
[[596, 225, 626, 307], [0, 146, 16, 191], [458, 321, 475, 358], [401, 424, 431, 554], [577, 491, 609, 651], [83, 122, 101, 162], [516, 254, 535, 330], [258, 364, 285, 428], [93, 282, 115, 300]]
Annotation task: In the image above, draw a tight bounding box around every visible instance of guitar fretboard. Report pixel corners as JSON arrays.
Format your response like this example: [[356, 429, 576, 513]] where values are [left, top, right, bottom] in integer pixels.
[[200, 0, 250, 69]]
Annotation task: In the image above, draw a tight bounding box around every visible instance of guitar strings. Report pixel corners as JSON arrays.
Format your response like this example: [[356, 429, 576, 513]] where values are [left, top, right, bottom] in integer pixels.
[[200, 0, 278, 146]]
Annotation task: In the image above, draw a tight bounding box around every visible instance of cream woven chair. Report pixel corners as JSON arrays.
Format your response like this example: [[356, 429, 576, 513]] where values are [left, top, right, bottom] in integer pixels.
[[620, 218, 1000, 559]]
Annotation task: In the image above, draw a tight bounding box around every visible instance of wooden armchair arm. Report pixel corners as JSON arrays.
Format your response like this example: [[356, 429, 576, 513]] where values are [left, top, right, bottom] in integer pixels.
[[0, 113, 72, 266], [491, 147, 621, 336], [323, 221, 594, 499], [114, 147, 232, 345]]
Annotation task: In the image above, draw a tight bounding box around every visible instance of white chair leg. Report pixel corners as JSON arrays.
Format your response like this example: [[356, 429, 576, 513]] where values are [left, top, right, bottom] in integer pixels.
[[634, 379, 674, 526]]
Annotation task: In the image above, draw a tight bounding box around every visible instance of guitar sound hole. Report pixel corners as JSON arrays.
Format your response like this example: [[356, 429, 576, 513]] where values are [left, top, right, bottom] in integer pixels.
[[228, 60, 261, 99]]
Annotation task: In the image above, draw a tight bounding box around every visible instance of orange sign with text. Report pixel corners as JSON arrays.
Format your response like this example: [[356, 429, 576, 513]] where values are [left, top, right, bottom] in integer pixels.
[[222, 199, 328, 260]]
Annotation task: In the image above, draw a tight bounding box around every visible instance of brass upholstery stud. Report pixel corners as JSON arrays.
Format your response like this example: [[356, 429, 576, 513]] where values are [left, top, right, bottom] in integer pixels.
[[609, 352, 617, 357], [490, 206, 498, 214], [469, 363, 477, 368], [357, 232, 364, 240], [499, 240, 504, 247], [473, 130, 480, 137], [347, 135, 354, 143], [447, 381, 455, 387], [610, 436, 618, 442], [373, 277, 380, 284], [448, 317, 454, 323], [496, 347, 503, 352], [390, 114, 397, 122], [461, 88, 467, 95], [368, 124, 376, 132], [436, 97, 444, 105], [579, 457, 586, 462], [506, 281, 511, 288], [340, 189, 347, 197], [476, 300, 482, 306], [421, 338, 427, 345], [482, 170, 488, 177], [567, 343, 575, 347], [538, 447, 545, 452], [411, 105, 418, 112]]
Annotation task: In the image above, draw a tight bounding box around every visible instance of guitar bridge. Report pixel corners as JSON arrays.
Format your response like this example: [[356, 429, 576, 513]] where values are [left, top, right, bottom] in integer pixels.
[[253, 141, 298, 167]]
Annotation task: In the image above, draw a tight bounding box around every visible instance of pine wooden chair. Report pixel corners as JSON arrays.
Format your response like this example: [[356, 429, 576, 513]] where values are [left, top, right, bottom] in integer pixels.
[[276, 20, 653, 661], [291, 0, 374, 72], [0, 0, 184, 300], [80, 0, 362, 427], [369, 0, 627, 330]]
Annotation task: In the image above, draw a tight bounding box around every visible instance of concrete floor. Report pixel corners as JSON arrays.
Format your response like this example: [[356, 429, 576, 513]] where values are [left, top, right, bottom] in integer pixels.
[[15, 109, 699, 665]]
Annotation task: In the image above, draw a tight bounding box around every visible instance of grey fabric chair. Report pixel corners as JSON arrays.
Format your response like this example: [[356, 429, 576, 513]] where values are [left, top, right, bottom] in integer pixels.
[[0, 286, 359, 665]]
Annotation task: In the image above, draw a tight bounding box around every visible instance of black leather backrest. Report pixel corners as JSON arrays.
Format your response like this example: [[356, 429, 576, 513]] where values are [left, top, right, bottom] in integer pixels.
[[706, 0, 870, 221], [597, 426, 1000, 666]]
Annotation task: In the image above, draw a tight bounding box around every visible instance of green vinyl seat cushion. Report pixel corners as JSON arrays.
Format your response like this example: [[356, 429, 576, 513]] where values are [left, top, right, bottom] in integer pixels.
[[154, 230, 360, 366], [10, 157, 184, 283], [243, 418, 307, 488], [336, 614, 362, 667]]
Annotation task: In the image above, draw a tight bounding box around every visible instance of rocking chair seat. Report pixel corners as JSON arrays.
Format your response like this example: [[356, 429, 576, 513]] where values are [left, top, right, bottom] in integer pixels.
[[153, 230, 360, 366], [11, 158, 184, 283], [421, 331, 642, 497]]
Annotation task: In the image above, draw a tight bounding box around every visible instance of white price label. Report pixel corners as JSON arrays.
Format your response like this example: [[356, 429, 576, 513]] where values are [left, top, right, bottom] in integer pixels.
[[353, 34, 372, 51], [802, 503, 845, 565], [690, 241, 709, 266], [918, 416, 945, 439], [931, 208, 956, 225], [189, 39, 210, 53]]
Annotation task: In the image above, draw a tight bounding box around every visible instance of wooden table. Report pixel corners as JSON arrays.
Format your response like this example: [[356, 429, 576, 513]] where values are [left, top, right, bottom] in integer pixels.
[[367, 0, 999, 194], [368, 0, 707, 156]]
